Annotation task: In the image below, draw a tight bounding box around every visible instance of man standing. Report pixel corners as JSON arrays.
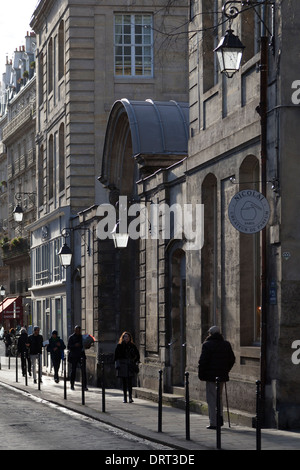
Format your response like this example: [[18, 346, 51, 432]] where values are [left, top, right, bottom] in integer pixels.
[[198, 326, 235, 429], [47, 330, 66, 383], [26, 326, 44, 384], [67, 325, 87, 391]]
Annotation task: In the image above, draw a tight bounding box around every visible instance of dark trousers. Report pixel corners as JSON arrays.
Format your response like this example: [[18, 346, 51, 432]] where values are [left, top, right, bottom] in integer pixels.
[[122, 377, 133, 401], [69, 356, 86, 387], [52, 356, 61, 380], [20, 352, 31, 376]]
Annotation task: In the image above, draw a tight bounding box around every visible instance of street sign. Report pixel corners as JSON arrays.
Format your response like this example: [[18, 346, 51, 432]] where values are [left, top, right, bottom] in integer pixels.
[[228, 189, 270, 234]]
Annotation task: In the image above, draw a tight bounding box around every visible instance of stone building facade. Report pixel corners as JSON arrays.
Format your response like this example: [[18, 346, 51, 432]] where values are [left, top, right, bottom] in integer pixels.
[[0, 33, 37, 330], [100, 0, 300, 429], [28, 0, 189, 379], [185, 0, 300, 429]]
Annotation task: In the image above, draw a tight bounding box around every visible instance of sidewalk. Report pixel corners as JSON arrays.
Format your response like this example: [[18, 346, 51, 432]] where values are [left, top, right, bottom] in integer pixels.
[[0, 356, 299, 451]]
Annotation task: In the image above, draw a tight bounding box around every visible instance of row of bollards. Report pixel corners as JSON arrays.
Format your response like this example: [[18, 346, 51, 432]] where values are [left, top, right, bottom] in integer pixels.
[[158, 369, 191, 440], [1, 354, 263, 449], [0, 352, 107, 412], [157, 371, 262, 450]]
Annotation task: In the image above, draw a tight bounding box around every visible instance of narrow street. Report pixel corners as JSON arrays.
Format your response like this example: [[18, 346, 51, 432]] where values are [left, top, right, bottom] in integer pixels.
[[0, 340, 172, 451], [0, 382, 171, 451]]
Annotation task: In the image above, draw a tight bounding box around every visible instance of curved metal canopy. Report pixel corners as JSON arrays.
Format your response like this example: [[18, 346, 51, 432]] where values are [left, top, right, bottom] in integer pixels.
[[119, 98, 189, 156]]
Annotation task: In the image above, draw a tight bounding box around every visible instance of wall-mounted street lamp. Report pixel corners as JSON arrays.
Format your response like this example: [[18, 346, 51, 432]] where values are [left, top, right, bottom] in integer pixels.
[[214, 1, 274, 79], [13, 192, 36, 223], [214, 28, 245, 78], [58, 242, 73, 268], [111, 221, 129, 249], [58, 226, 92, 268]]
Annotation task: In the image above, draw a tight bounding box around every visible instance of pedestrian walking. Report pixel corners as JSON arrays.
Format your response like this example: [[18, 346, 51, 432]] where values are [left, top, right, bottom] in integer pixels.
[[114, 331, 140, 403], [198, 325, 235, 429], [4, 330, 12, 357], [67, 325, 87, 391], [47, 330, 66, 383], [17, 327, 31, 377], [26, 326, 44, 384]]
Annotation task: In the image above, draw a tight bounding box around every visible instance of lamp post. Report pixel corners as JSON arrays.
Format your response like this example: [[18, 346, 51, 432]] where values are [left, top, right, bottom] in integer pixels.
[[215, 0, 274, 422], [0, 285, 5, 328]]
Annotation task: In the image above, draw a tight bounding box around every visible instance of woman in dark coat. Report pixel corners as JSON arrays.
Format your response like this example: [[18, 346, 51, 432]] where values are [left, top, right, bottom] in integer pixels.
[[114, 331, 140, 403], [17, 328, 31, 377]]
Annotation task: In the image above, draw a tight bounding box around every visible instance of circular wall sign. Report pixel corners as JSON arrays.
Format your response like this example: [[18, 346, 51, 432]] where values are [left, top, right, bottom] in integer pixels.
[[228, 189, 270, 234]]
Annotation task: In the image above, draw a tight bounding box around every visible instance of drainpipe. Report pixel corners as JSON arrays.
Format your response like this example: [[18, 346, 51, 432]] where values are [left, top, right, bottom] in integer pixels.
[[259, 5, 268, 422]]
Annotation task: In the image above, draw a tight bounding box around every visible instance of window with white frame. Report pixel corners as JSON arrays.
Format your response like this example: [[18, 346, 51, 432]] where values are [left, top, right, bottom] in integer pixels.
[[114, 14, 153, 77], [32, 238, 65, 286]]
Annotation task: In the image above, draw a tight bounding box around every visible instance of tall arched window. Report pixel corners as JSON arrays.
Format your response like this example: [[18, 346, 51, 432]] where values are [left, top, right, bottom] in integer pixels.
[[49, 135, 54, 199], [201, 173, 217, 341], [48, 38, 53, 93], [59, 123, 65, 192], [38, 145, 44, 207], [239, 155, 260, 345], [38, 52, 44, 106], [58, 21, 65, 80]]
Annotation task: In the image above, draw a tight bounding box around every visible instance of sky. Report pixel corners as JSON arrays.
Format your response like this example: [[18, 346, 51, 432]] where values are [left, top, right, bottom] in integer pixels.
[[0, 0, 39, 72]]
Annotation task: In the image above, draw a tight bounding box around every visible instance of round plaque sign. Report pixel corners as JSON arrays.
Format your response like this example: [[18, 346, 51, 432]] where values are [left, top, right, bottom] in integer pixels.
[[228, 189, 270, 234]]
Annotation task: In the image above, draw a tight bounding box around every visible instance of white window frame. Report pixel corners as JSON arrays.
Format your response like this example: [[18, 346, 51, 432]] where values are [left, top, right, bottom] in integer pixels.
[[32, 238, 65, 286], [114, 14, 153, 77]]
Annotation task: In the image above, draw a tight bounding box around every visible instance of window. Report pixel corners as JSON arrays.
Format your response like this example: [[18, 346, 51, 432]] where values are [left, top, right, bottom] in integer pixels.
[[58, 21, 65, 80], [59, 123, 65, 192], [202, 0, 218, 92], [49, 135, 54, 199], [48, 38, 53, 93], [32, 238, 65, 286], [114, 14, 153, 77]]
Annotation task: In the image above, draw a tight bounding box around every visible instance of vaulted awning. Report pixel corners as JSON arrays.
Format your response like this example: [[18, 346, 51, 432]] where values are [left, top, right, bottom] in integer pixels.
[[0, 296, 23, 320], [100, 98, 189, 191]]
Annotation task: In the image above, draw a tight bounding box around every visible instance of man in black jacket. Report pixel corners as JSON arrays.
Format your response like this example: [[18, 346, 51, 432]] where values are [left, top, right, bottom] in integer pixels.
[[26, 326, 44, 384], [67, 325, 87, 391], [198, 326, 235, 429]]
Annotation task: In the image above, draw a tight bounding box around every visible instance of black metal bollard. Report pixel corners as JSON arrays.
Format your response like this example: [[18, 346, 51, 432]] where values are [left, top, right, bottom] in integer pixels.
[[185, 371, 190, 440], [64, 357, 67, 400], [24, 352, 28, 386], [38, 353, 41, 390], [158, 369, 163, 433], [101, 361, 105, 413], [216, 377, 221, 450], [81, 357, 85, 405], [256, 380, 262, 450], [8, 350, 11, 369], [15, 354, 18, 383]]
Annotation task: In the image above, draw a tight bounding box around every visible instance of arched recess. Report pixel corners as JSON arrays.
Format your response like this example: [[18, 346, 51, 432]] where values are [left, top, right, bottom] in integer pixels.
[[168, 243, 186, 387], [239, 155, 260, 346], [201, 173, 218, 342], [72, 267, 82, 330]]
